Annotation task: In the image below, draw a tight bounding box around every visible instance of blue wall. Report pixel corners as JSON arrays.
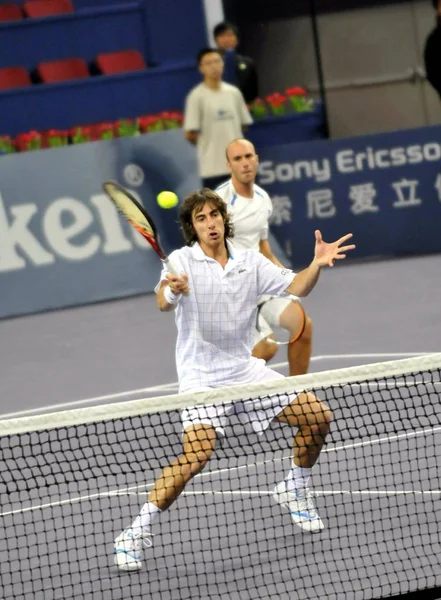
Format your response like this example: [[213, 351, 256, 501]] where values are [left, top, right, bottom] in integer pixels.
[[0, 63, 199, 135], [0, 4, 149, 70], [143, 0, 207, 64], [0, 0, 208, 135]]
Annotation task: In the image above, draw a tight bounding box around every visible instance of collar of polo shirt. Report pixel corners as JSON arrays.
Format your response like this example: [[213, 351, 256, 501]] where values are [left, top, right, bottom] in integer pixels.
[[191, 241, 242, 263]]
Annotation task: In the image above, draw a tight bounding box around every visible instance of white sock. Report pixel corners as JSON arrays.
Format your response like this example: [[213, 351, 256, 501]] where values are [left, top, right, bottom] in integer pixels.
[[131, 502, 162, 534], [284, 465, 311, 493]]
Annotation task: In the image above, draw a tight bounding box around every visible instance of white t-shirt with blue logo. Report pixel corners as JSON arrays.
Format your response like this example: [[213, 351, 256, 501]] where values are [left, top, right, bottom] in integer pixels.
[[184, 82, 253, 178]]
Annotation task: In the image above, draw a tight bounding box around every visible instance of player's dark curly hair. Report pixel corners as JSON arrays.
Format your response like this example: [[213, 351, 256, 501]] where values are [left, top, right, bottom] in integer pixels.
[[179, 189, 234, 246]]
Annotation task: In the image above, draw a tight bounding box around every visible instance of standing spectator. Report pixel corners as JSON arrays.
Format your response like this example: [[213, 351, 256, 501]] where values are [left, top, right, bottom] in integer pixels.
[[424, 1, 441, 99], [213, 21, 259, 104], [184, 48, 252, 189]]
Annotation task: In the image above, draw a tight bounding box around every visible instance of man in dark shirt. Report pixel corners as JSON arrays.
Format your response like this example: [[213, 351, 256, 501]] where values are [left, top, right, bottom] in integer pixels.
[[424, 1, 441, 99], [213, 21, 259, 104]]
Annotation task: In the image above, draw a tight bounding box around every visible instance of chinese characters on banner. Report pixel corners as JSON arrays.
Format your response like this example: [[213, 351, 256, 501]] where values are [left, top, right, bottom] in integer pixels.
[[259, 125, 441, 268]]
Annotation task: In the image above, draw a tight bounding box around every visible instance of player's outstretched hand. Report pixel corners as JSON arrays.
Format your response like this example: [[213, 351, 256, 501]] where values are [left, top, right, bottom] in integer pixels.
[[314, 230, 355, 268], [166, 273, 190, 294]]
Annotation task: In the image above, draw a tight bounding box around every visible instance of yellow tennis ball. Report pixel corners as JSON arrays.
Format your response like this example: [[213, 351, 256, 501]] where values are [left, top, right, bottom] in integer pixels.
[[157, 191, 178, 209]]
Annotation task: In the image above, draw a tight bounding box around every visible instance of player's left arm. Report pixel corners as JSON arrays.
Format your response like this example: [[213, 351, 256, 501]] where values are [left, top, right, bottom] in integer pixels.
[[259, 239, 285, 269], [286, 230, 355, 297]]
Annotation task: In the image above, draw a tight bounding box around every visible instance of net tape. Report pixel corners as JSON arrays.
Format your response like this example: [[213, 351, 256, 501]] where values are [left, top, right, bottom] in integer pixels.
[[1, 353, 440, 436]]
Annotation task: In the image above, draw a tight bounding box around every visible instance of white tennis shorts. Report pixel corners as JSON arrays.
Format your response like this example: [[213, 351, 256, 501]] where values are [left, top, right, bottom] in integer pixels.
[[253, 294, 301, 345], [181, 366, 297, 436]]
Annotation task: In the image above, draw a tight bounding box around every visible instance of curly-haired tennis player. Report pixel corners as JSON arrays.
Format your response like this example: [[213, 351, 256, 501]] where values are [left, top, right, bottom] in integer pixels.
[[114, 188, 355, 571]]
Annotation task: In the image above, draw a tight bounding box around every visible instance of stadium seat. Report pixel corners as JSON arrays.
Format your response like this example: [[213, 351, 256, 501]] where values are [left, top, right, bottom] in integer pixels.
[[96, 50, 146, 75], [0, 66, 31, 91], [0, 4, 23, 22], [37, 58, 89, 83], [23, 0, 74, 18]]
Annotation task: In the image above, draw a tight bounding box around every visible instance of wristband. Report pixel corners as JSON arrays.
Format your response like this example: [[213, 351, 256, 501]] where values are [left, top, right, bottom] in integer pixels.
[[164, 285, 182, 305]]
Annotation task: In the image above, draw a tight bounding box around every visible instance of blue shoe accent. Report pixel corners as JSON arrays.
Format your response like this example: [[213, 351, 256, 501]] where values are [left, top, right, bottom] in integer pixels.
[[290, 510, 318, 520], [115, 549, 141, 560]]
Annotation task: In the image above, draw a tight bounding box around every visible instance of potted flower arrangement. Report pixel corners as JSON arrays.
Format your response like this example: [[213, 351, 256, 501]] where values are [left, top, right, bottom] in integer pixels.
[[0, 135, 16, 154], [14, 131, 43, 151], [138, 114, 164, 134], [70, 125, 94, 144], [265, 92, 288, 116], [248, 98, 268, 119], [95, 122, 114, 140], [114, 119, 139, 137], [44, 129, 69, 148], [160, 111, 183, 129], [249, 87, 315, 120], [285, 87, 314, 112]]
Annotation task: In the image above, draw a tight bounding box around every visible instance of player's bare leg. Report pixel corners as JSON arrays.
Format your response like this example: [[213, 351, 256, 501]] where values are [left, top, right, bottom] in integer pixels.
[[276, 392, 331, 467], [149, 424, 217, 509], [279, 303, 312, 376], [114, 424, 216, 570], [273, 392, 331, 532]]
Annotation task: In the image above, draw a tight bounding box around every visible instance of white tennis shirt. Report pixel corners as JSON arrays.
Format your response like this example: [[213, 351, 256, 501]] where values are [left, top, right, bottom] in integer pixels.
[[215, 179, 273, 250], [156, 242, 295, 392]]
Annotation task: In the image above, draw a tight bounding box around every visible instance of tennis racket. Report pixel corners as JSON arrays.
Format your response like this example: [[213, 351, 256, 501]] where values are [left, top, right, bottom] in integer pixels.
[[102, 180, 177, 275], [256, 296, 306, 346]]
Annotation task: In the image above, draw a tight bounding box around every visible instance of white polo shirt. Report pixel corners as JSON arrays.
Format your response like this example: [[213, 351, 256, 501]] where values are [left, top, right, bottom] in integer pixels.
[[156, 242, 295, 392], [215, 179, 273, 250]]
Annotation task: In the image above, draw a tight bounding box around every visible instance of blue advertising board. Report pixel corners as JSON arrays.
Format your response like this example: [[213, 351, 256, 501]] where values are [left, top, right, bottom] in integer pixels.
[[0, 130, 200, 319], [2, 123, 441, 320], [257, 125, 441, 268]]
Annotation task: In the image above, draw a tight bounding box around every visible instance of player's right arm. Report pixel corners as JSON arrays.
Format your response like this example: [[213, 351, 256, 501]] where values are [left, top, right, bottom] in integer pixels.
[[183, 89, 200, 146], [157, 274, 190, 312], [184, 131, 199, 145]]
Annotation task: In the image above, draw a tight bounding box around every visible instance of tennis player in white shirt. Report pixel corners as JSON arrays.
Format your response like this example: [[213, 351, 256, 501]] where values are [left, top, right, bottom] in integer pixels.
[[216, 138, 312, 376], [114, 188, 355, 571]]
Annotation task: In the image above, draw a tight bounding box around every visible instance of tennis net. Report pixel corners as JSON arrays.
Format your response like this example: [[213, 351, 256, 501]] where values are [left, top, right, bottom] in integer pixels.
[[0, 354, 441, 600]]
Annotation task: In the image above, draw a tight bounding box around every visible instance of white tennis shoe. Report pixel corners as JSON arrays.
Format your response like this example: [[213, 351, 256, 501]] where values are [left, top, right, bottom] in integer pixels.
[[114, 527, 154, 571], [272, 482, 324, 533]]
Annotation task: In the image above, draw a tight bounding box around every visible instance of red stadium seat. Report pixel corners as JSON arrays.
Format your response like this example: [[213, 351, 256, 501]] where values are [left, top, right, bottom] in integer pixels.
[[23, 0, 74, 18], [96, 50, 146, 75], [0, 4, 23, 22], [37, 58, 89, 83], [0, 67, 31, 91]]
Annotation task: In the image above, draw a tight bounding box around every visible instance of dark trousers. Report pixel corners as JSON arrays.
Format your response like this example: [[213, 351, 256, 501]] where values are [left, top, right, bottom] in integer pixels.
[[202, 174, 229, 191]]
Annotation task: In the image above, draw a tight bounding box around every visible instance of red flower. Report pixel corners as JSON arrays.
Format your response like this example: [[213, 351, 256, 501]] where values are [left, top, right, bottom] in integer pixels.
[[70, 125, 93, 137], [138, 115, 162, 131], [166, 111, 183, 123], [285, 87, 307, 97], [14, 131, 42, 151], [138, 116, 157, 125], [96, 122, 114, 133], [265, 92, 287, 107]]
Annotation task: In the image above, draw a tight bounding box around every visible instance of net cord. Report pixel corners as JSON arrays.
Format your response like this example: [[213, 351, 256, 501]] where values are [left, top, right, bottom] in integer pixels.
[[0, 353, 440, 437]]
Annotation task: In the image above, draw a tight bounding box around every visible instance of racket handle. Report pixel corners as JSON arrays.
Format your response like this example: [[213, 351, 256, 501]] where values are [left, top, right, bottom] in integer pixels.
[[163, 257, 178, 275]]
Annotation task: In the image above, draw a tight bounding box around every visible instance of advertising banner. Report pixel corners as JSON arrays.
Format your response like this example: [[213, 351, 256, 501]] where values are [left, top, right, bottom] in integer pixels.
[[0, 130, 200, 319], [257, 125, 441, 268], [2, 123, 441, 319]]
